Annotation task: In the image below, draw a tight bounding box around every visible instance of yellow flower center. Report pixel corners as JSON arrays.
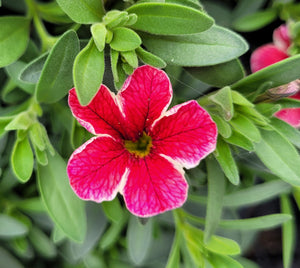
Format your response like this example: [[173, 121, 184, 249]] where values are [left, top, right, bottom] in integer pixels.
[[124, 132, 152, 158]]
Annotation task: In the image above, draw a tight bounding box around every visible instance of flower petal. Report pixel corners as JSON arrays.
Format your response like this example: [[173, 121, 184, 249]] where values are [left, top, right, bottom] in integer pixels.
[[67, 136, 129, 202], [118, 65, 172, 139], [123, 154, 188, 217], [69, 86, 126, 138], [275, 92, 300, 128], [149, 100, 217, 169], [273, 24, 291, 52], [250, 44, 289, 73]]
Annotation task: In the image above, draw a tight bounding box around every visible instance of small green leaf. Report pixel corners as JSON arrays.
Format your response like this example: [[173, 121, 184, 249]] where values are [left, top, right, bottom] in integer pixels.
[[29, 122, 47, 151], [121, 50, 138, 68], [127, 2, 213, 35], [231, 54, 300, 94], [37, 1, 73, 24], [207, 252, 243, 268], [0, 247, 24, 268], [223, 180, 291, 208], [37, 152, 87, 242], [28, 226, 56, 258], [232, 9, 277, 32], [110, 49, 119, 83], [230, 113, 261, 142], [110, 27, 141, 51], [56, 0, 105, 24], [36, 30, 80, 103], [91, 23, 107, 52], [135, 47, 166, 68], [103, 10, 129, 29], [281, 195, 296, 268], [0, 214, 28, 238], [214, 137, 239, 185], [16, 197, 45, 213], [5, 112, 33, 131], [220, 213, 292, 230], [225, 130, 255, 151], [0, 16, 30, 67], [211, 115, 232, 138], [127, 216, 153, 265], [102, 198, 124, 223], [141, 25, 248, 66], [231, 90, 254, 107], [205, 235, 240, 255], [186, 59, 245, 87], [73, 38, 105, 105], [255, 129, 300, 186], [209, 86, 234, 121], [166, 230, 181, 268], [19, 53, 48, 84], [204, 157, 225, 243], [11, 136, 34, 183]]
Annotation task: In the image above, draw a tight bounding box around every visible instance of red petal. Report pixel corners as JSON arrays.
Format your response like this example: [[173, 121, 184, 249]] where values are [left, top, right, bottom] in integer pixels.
[[275, 92, 300, 128], [250, 44, 289, 73], [123, 154, 188, 217], [273, 24, 291, 52], [69, 87, 126, 138], [149, 100, 217, 169], [118, 65, 172, 140], [67, 136, 129, 202]]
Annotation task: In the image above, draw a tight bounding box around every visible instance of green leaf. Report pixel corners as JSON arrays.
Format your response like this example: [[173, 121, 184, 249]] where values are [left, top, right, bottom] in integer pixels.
[[56, 0, 105, 24], [19, 53, 48, 84], [73, 38, 105, 105], [185, 59, 245, 87], [28, 226, 56, 258], [254, 129, 300, 186], [166, 230, 181, 268], [11, 136, 34, 183], [214, 137, 240, 185], [207, 252, 243, 268], [121, 51, 138, 68], [270, 117, 300, 148], [0, 247, 24, 268], [141, 25, 248, 66], [211, 115, 232, 138], [223, 180, 291, 208], [91, 23, 107, 52], [0, 214, 28, 238], [102, 198, 124, 223], [37, 1, 73, 24], [127, 216, 153, 265], [110, 27, 141, 51], [205, 235, 240, 255], [0, 16, 30, 67], [231, 54, 300, 94], [230, 113, 261, 142], [36, 30, 79, 103], [209, 86, 234, 121], [231, 90, 254, 107], [204, 157, 225, 243], [135, 47, 166, 68], [127, 2, 213, 35], [110, 49, 119, 83], [281, 195, 296, 268], [16, 197, 45, 213], [232, 9, 277, 32], [37, 152, 87, 242], [224, 130, 255, 151], [4, 112, 33, 131], [220, 213, 292, 230]]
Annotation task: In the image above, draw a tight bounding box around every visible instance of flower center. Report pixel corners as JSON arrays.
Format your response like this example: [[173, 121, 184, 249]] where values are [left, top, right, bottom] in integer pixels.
[[124, 132, 152, 158]]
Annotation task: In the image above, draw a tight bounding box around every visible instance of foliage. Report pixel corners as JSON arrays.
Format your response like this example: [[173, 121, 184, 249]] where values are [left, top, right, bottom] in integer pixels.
[[0, 0, 300, 267]]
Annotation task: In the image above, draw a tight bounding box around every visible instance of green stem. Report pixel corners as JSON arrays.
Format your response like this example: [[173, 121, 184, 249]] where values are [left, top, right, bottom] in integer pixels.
[[25, 0, 58, 52]]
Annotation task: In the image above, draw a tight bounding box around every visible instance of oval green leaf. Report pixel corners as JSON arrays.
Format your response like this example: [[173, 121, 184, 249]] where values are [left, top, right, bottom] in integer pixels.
[[127, 2, 213, 35], [36, 30, 79, 103], [11, 136, 34, 183], [37, 152, 87, 242], [110, 27, 141, 52], [141, 25, 248, 66], [56, 0, 105, 24], [73, 38, 105, 105], [0, 214, 28, 238], [231, 54, 300, 94], [0, 16, 30, 67], [254, 129, 300, 186]]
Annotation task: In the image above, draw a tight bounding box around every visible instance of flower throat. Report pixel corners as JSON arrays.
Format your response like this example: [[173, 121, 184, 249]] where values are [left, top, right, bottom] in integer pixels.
[[124, 132, 152, 158]]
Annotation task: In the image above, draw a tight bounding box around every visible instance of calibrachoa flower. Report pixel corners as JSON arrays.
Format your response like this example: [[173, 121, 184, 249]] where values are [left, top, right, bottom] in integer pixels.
[[250, 24, 300, 128], [67, 65, 217, 217]]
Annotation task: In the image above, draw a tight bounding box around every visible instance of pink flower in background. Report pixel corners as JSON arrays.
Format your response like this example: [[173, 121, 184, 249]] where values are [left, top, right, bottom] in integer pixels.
[[67, 65, 217, 217], [250, 24, 300, 128]]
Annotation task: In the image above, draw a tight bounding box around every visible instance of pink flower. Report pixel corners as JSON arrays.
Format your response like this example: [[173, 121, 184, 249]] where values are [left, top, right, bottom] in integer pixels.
[[250, 24, 300, 128], [67, 65, 217, 217]]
